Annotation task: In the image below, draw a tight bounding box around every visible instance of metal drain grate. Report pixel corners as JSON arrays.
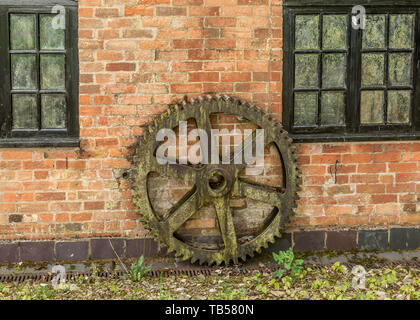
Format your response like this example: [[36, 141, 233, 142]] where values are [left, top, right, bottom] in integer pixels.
[[0, 268, 214, 283]]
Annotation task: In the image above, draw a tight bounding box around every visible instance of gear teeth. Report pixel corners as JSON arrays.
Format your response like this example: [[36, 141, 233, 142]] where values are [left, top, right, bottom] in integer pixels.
[[223, 94, 231, 101], [190, 97, 196, 104], [206, 95, 213, 101], [198, 95, 204, 102]]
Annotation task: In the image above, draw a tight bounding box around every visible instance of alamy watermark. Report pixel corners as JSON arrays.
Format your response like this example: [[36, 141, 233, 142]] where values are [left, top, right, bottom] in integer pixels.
[[155, 121, 265, 175], [51, 5, 66, 30], [352, 5, 366, 30]]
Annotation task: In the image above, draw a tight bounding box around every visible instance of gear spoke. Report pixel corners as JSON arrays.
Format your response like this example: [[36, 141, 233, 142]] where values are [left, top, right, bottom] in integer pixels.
[[162, 187, 204, 234], [194, 111, 213, 163], [150, 155, 199, 184], [213, 196, 238, 263], [237, 179, 283, 208]]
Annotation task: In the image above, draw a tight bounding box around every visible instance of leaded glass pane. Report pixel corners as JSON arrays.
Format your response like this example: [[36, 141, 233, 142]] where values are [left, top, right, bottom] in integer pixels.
[[41, 94, 66, 129], [295, 54, 318, 88], [10, 14, 36, 50], [40, 54, 65, 90], [295, 15, 319, 50], [362, 15, 386, 49], [389, 53, 412, 86], [389, 14, 414, 49], [40, 14, 65, 50], [362, 53, 385, 86], [294, 92, 317, 126], [12, 95, 37, 129], [11, 54, 37, 90], [388, 90, 411, 124], [321, 92, 345, 125], [360, 90, 384, 124], [322, 53, 346, 88], [323, 15, 347, 50]]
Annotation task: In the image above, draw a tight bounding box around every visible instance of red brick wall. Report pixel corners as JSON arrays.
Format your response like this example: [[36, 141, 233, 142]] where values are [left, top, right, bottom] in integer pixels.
[[292, 142, 420, 230], [0, 0, 419, 241]]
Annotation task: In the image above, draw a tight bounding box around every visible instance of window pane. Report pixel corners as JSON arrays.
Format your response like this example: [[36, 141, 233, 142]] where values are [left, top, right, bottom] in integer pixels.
[[322, 53, 346, 88], [322, 15, 347, 50], [389, 14, 414, 49], [294, 92, 317, 126], [41, 94, 66, 129], [362, 15, 386, 49], [295, 54, 318, 88], [40, 54, 65, 90], [321, 92, 345, 125], [360, 90, 384, 124], [388, 91, 410, 124], [11, 54, 37, 90], [10, 14, 36, 50], [40, 14, 65, 50], [295, 15, 319, 50], [12, 94, 38, 129], [389, 53, 412, 86], [362, 53, 385, 86]]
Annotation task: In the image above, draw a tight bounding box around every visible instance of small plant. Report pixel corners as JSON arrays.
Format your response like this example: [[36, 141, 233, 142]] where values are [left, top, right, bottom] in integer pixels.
[[129, 255, 151, 282], [217, 283, 247, 300], [331, 261, 347, 274], [90, 263, 99, 279], [272, 248, 304, 279], [158, 274, 172, 300]]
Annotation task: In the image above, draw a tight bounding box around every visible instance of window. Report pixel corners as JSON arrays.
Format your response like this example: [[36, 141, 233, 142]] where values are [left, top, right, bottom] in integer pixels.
[[0, 0, 78, 147], [283, 0, 420, 142]]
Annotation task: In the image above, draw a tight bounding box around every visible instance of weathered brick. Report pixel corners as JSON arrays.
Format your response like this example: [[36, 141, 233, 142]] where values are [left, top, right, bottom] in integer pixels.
[[293, 231, 325, 252], [20, 241, 55, 262], [56, 241, 89, 261], [358, 230, 388, 251], [326, 231, 357, 252], [91, 238, 124, 260]]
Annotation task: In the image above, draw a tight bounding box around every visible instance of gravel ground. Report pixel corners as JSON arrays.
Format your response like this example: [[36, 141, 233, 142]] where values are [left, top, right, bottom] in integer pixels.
[[0, 260, 419, 300]]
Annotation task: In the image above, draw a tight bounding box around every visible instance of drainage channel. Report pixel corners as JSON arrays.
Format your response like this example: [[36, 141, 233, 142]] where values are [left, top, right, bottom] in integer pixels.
[[0, 268, 215, 283], [2, 250, 420, 283]]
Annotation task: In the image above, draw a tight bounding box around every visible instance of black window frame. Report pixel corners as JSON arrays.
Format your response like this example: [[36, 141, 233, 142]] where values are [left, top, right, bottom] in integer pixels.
[[283, 0, 420, 142], [0, 0, 79, 148]]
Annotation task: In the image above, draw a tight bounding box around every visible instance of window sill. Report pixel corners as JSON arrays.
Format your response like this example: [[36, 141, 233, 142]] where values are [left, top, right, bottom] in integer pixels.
[[0, 137, 80, 148], [289, 132, 420, 143]]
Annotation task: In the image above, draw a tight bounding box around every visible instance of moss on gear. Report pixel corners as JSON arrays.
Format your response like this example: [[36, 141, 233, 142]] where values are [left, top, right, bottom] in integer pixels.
[[131, 95, 301, 265]]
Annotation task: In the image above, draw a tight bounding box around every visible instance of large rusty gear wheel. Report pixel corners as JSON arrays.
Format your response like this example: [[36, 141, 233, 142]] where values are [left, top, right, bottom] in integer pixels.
[[131, 95, 301, 265]]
